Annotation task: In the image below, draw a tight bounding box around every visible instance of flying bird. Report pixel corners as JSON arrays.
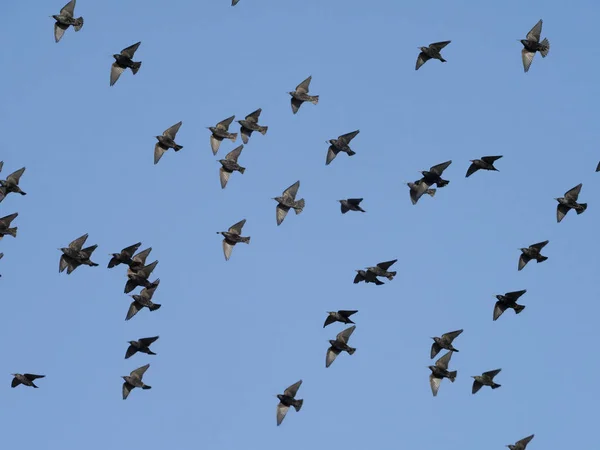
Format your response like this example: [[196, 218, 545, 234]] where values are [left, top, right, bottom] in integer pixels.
[[493, 289, 527, 321], [126, 280, 161, 321], [556, 183, 587, 223], [52, 0, 83, 43], [238, 109, 268, 144], [326, 325, 357, 368], [110, 42, 142, 86], [366, 259, 397, 280], [416, 41, 451, 70], [339, 198, 365, 214], [0, 166, 27, 202], [217, 219, 250, 261], [428, 351, 457, 397], [273, 181, 305, 226], [471, 369, 502, 394], [108, 242, 142, 269], [276, 380, 303, 426], [208, 116, 237, 155], [125, 336, 159, 359], [465, 156, 503, 177], [407, 179, 436, 205], [507, 434, 535, 450], [353, 269, 384, 285], [430, 329, 463, 359], [128, 247, 152, 272], [518, 240, 549, 271], [11, 373, 45, 388], [520, 19, 550, 73], [0, 213, 18, 240], [323, 310, 358, 328], [419, 160, 452, 190], [154, 121, 183, 165], [125, 260, 159, 294], [219, 145, 246, 189], [122, 364, 151, 400], [326, 130, 360, 165], [59, 233, 99, 274], [289, 76, 319, 114]]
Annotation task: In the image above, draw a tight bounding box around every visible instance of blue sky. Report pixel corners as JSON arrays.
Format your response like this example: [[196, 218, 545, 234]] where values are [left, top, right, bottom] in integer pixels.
[[1, 0, 598, 448]]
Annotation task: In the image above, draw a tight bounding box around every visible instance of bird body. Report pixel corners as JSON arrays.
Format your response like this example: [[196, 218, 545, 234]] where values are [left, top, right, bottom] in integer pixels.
[[520, 19, 550, 72], [556, 183, 587, 223], [519, 240, 549, 271], [154, 121, 183, 164], [218, 219, 250, 260], [471, 368, 502, 394], [494, 289, 527, 321], [238, 109, 268, 144], [125, 260, 159, 293], [127, 280, 161, 321], [326, 130, 360, 165], [108, 242, 142, 269], [428, 351, 457, 396], [323, 310, 358, 328], [52, 0, 83, 43], [276, 380, 303, 426], [274, 181, 304, 225], [209, 116, 237, 154], [507, 434, 535, 450], [0, 167, 26, 202], [466, 156, 502, 177], [125, 336, 159, 359], [353, 269, 384, 285], [59, 233, 99, 274], [289, 76, 319, 114], [339, 198, 365, 214], [326, 325, 356, 367], [110, 42, 142, 86], [416, 41, 451, 70], [0, 213, 18, 239], [430, 329, 463, 359], [218, 145, 245, 188], [122, 364, 151, 399], [407, 180, 436, 205], [11, 373, 45, 388]]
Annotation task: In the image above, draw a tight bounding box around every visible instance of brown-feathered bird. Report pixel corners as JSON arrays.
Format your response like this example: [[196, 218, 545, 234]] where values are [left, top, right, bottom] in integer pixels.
[[323, 310, 358, 328], [126, 280, 161, 321], [520, 19, 549, 73], [52, 0, 83, 43], [59, 233, 99, 274], [471, 369, 502, 394], [0, 166, 26, 202], [276, 380, 303, 426], [125, 336, 159, 359], [154, 121, 183, 165], [326, 325, 356, 368], [273, 181, 305, 226], [125, 260, 159, 293], [108, 242, 142, 269], [217, 219, 250, 261], [208, 116, 237, 155], [11, 373, 45, 388], [430, 329, 463, 359], [416, 41, 451, 70], [556, 183, 587, 223], [289, 76, 319, 114], [507, 434, 535, 450], [326, 130, 360, 165], [238, 109, 268, 144], [428, 351, 457, 397], [122, 364, 151, 400], [0, 213, 18, 240], [219, 145, 245, 189], [338, 198, 365, 214]]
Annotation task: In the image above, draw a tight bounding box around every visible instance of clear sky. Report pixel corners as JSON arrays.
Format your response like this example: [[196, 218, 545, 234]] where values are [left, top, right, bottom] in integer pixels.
[[1, 0, 598, 448]]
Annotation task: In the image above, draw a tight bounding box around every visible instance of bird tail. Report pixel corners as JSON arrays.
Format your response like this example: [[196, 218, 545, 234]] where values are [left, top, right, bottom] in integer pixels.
[[346, 149, 356, 156], [576, 203, 587, 214], [74, 17, 84, 31], [142, 385, 152, 390], [149, 303, 161, 312], [238, 166, 246, 174], [440, 57, 447, 63], [514, 304, 526, 314], [293, 199, 305, 214], [229, 133, 238, 142], [309, 95, 319, 105], [539, 38, 550, 57], [259, 126, 268, 135], [491, 383, 501, 389], [6, 227, 17, 238], [426, 188, 436, 198], [386, 271, 396, 281], [293, 399, 303, 412], [131, 61, 142, 75], [19, 191, 27, 195], [90, 262, 99, 267], [148, 350, 157, 355], [447, 371, 457, 382], [437, 179, 450, 188], [174, 144, 183, 151], [240, 236, 251, 244], [347, 347, 356, 355], [536, 256, 548, 263]]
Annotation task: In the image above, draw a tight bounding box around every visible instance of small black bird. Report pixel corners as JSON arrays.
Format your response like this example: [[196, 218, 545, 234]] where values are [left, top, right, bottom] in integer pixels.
[[273, 181, 305, 226], [238, 109, 268, 144], [323, 310, 358, 328], [128, 247, 152, 272], [428, 351, 457, 397], [494, 289, 527, 321], [326, 130, 360, 165], [419, 161, 452, 190], [289, 76, 319, 114], [353, 269, 384, 285], [326, 325, 357, 368], [11, 373, 45, 388], [110, 42, 142, 86], [0, 213, 18, 240], [520, 19, 550, 73], [407, 179, 436, 205], [556, 183, 587, 223], [217, 219, 250, 261], [471, 369, 502, 394], [339, 198, 365, 214], [219, 145, 246, 189], [122, 364, 151, 400], [363, 259, 397, 281], [154, 121, 183, 165], [52, 0, 83, 43], [125, 260, 159, 294], [507, 434, 535, 450], [125, 336, 159, 359], [276, 380, 303, 426], [208, 116, 237, 155], [518, 240, 549, 271], [126, 280, 161, 321], [416, 41, 451, 70], [0, 166, 26, 202], [466, 156, 503, 177], [59, 233, 99, 274], [108, 242, 142, 269], [430, 329, 463, 359]]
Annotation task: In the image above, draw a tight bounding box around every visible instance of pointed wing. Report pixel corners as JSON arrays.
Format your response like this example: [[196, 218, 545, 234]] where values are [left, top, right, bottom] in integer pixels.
[[7, 167, 25, 184], [121, 42, 141, 58], [441, 329, 463, 342], [295, 76, 312, 94], [276, 403, 290, 426], [125, 345, 137, 359], [11, 377, 21, 388], [163, 121, 182, 139], [435, 351, 452, 369], [415, 52, 431, 70], [282, 181, 300, 201], [240, 127, 252, 144], [339, 310, 358, 317], [429, 374, 442, 396], [59, 255, 69, 273], [81, 244, 98, 257], [557, 203, 570, 223], [526, 20, 543, 42], [138, 260, 159, 278], [245, 108, 261, 123], [377, 259, 397, 271], [219, 168, 231, 189], [564, 183, 582, 201], [430, 342, 441, 359], [430, 160, 452, 175], [222, 239, 234, 261], [472, 379, 483, 394], [276, 204, 289, 226], [60, 0, 75, 16], [353, 272, 364, 283], [122, 382, 133, 400], [326, 146, 338, 165], [518, 254, 531, 271], [132, 248, 152, 265], [291, 97, 303, 114], [126, 301, 141, 321], [228, 219, 246, 234], [516, 434, 535, 448], [465, 162, 479, 178], [326, 346, 341, 368], [481, 155, 503, 164], [506, 289, 527, 300], [284, 380, 302, 397], [54, 22, 68, 42], [216, 115, 235, 131], [483, 368, 502, 379], [339, 130, 360, 144], [347, 199, 362, 206], [522, 49, 535, 73], [66, 258, 82, 274], [323, 315, 337, 328], [25, 374, 45, 381], [210, 135, 222, 155], [139, 336, 159, 346], [110, 63, 125, 86], [69, 233, 88, 251], [225, 145, 243, 162], [140, 279, 159, 299], [122, 242, 142, 258], [430, 41, 451, 51], [493, 301, 507, 321], [131, 363, 150, 379], [336, 325, 356, 344], [0, 213, 18, 226]]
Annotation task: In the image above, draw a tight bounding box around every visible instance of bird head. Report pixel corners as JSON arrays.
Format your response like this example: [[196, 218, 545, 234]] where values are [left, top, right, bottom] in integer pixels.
[[112, 54, 120, 60], [419, 46, 428, 52], [287, 91, 294, 96], [495, 295, 503, 301], [519, 248, 527, 252]]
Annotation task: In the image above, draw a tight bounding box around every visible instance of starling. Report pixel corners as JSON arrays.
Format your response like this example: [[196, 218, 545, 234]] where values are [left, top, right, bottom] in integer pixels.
[[326, 325, 356, 368], [0, 213, 18, 240], [125, 260, 159, 294], [273, 181, 305, 226], [430, 329, 463, 359], [407, 179, 436, 205], [154, 121, 183, 165], [520, 19, 550, 73], [11, 373, 45, 388], [0, 252, 3, 277], [58, 233, 99, 274], [110, 42, 142, 86], [125, 336, 159, 359], [471, 369, 502, 394], [339, 198, 365, 214], [323, 310, 358, 328], [416, 41, 451, 70], [366, 259, 397, 280], [518, 240, 549, 271], [238, 109, 268, 144], [52, 0, 83, 43], [128, 247, 152, 272], [208, 116, 237, 155], [418, 160, 452, 190], [108, 242, 142, 269], [353, 269, 384, 285], [326, 130, 360, 165], [466, 156, 503, 177], [428, 351, 457, 397], [126, 280, 161, 321], [219, 145, 246, 189], [289, 76, 319, 114], [493, 289, 527, 321], [556, 183, 587, 223], [507, 434, 535, 450], [217, 219, 250, 261], [0, 166, 27, 203], [276, 380, 303, 426], [122, 363, 151, 400]]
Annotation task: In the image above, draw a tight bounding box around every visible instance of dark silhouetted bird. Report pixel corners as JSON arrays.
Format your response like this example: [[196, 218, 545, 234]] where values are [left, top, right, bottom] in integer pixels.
[[326, 325, 356, 368], [466, 156, 503, 177], [154, 121, 183, 165], [128, 247, 152, 272], [430, 329, 463, 359], [0, 213, 18, 240], [126, 280, 161, 321], [366, 259, 397, 280], [353, 269, 384, 285], [289, 76, 319, 114], [518, 240, 549, 271], [407, 179, 436, 205], [125, 260, 159, 294], [11, 373, 45, 388], [416, 41, 451, 70], [471, 369, 502, 394], [493, 289, 527, 321], [520, 19, 549, 73], [339, 198, 365, 214], [110, 42, 142, 86], [276, 380, 303, 426], [125, 336, 159, 359], [238, 109, 268, 144], [108, 242, 142, 269], [219, 145, 245, 189], [217, 219, 250, 261], [52, 0, 83, 43], [122, 364, 151, 400], [0, 166, 26, 202], [507, 434, 535, 450], [323, 310, 358, 328], [418, 161, 452, 191], [556, 183, 587, 223], [208, 116, 237, 155], [59, 233, 99, 274], [273, 181, 305, 226], [326, 130, 360, 165], [428, 351, 457, 397]]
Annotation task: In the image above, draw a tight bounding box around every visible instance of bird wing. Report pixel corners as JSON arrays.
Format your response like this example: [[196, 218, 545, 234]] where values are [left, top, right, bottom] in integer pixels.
[[25, 374, 45, 381], [125, 345, 137, 359], [0, 213, 18, 226], [219, 167, 231, 189], [441, 329, 463, 342], [245, 108, 262, 123], [430, 342, 442, 359], [336, 325, 356, 344], [228, 219, 246, 234], [140, 279, 159, 299], [326, 346, 341, 368], [121, 41, 141, 58], [430, 41, 451, 51], [506, 289, 527, 300], [435, 351, 452, 369], [291, 97, 303, 114], [530, 240, 549, 251], [465, 162, 479, 178], [430, 160, 452, 175], [126, 301, 141, 321], [564, 183, 582, 201], [66, 258, 81, 274], [222, 239, 234, 261], [138, 260, 159, 279], [518, 253, 531, 271], [282, 180, 300, 201], [225, 145, 244, 163], [353, 272, 365, 283], [139, 336, 159, 346], [131, 363, 150, 379], [472, 379, 483, 394], [493, 301, 507, 321], [132, 247, 152, 266], [339, 310, 358, 317], [347, 199, 363, 206], [60, 0, 75, 17], [240, 126, 252, 144], [163, 121, 182, 139], [429, 374, 442, 396], [11, 377, 21, 388], [284, 380, 302, 397], [122, 382, 133, 400], [323, 315, 337, 328], [521, 48, 535, 73], [295, 76, 312, 94], [54, 22, 68, 42], [110, 63, 125, 86], [377, 259, 397, 271], [326, 146, 339, 165], [121, 242, 142, 258], [526, 19, 543, 42], [216, 115, 235, 131], [415, 52, 431, 70], [482, 368, 502, 379], [7, 167, 25, 184], [81, 244, 98, 258], [68, 233, 88, 251], [339, 130, 360, 144], [516, 434, 535, 448], [210, 134, 222, 155], [59, 255, 69, 273], [556, 203, 570, 223], [481, 155, 503, 164], [276, 403, 290, 426]]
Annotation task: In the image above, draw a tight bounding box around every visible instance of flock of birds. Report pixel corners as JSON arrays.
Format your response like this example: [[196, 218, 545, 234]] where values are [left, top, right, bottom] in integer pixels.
[[1, 1, 598, 448]]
